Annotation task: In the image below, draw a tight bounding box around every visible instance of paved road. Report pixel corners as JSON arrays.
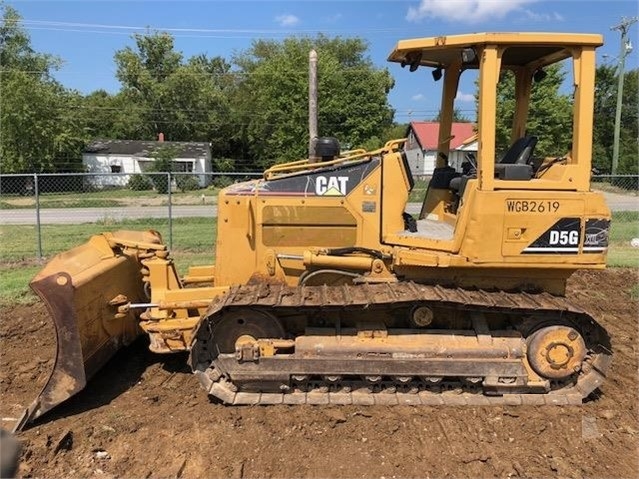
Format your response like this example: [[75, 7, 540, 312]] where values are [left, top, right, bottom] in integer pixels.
[[0, 205, 220, 225], [1, 192, 636, 225], [600, 191, 639, 211]]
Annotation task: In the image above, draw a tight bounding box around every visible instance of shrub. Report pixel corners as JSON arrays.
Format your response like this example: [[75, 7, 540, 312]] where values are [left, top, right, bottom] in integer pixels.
[[211, 175, 234, 188], [149, 173, 170, 194], [213, 158, 235, 172], [128, 174, 153, 191], [176, 175, 200, 192]]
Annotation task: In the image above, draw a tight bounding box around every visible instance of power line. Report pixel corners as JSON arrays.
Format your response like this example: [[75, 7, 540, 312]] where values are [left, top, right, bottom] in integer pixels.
[[2, 100, 471, 116], [18, 19, 413, 38], [23, 26, 307, 39], [45, 116, 403, 128]]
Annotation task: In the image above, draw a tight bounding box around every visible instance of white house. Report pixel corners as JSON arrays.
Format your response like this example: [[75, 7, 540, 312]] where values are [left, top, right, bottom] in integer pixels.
[[82, 137, 212, 188], [404, 121, 477, 177]]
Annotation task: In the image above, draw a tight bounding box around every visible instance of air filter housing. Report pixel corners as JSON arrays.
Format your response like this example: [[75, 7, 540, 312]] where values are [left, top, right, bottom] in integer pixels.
[[314, 137, 341, 161]]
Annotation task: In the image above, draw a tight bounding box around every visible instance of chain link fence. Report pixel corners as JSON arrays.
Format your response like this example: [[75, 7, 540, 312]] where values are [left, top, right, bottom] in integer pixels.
[[1, 172, 637, 268], [0, 172, 260, 266]]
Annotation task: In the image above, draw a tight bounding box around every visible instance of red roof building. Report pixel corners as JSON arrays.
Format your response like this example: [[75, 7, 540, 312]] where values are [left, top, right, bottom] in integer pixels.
[[404, 121, 477, 176]]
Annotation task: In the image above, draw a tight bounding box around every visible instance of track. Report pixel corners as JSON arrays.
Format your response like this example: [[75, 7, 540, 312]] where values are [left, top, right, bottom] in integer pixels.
[[190, 282, 612, 406]]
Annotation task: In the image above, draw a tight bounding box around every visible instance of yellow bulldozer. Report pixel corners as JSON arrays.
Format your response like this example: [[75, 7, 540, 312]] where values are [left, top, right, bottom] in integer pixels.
[[16, 32, 612, 431]]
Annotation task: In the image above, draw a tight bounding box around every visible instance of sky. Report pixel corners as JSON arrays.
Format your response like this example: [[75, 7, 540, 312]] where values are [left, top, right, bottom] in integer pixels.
[[7, 0, 639, 125]]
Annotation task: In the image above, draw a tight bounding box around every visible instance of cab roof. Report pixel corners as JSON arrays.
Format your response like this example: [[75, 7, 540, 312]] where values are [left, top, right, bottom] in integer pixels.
[[387, 32, 603, 70]]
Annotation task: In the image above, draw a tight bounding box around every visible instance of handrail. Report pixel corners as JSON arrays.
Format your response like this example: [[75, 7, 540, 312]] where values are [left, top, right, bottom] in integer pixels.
[[263, 138, 407, 180]]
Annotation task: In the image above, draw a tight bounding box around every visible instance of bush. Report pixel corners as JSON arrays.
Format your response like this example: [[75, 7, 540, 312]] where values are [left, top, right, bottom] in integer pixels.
[[146, 173, 169, 194], [128, 174, 153, 191], [213, 158, 235, 172], [176, 175, 200, 192], [211, 175, 234, 188]]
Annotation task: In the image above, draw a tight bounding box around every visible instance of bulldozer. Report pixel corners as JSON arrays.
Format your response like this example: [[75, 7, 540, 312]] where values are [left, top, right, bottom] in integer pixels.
[[15, 32, 612, 431]]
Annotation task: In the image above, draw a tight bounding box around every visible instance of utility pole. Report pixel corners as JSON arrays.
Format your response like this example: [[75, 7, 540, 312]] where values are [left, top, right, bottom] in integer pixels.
[[308, 49, 318, 162], [610, 16, 637, 175]]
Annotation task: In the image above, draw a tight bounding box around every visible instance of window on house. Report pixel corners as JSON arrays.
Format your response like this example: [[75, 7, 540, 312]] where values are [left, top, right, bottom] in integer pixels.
[[171, 161, 194, 172], [110, 165, 122, 173], [138, 161, 152, 172]]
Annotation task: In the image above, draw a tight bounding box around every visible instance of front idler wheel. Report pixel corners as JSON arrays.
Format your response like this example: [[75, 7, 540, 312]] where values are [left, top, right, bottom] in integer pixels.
[[527, 325, 587, 380]]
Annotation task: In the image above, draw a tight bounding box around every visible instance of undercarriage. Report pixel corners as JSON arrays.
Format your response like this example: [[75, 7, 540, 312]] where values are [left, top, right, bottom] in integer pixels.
[[189, 282, 612, 406]]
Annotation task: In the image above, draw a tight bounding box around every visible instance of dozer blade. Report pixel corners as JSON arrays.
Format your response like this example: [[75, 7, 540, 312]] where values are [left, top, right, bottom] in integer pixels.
[[13, 230, 164, 432]]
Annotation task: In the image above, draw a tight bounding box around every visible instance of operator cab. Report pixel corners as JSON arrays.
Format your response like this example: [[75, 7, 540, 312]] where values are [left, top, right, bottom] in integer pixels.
[[386, 33, 602, 244]]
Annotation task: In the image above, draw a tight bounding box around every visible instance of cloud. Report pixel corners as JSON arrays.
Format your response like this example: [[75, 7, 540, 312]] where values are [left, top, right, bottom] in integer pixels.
[[455, 91, 474, 102], [412, 93, 425, 101], [406, 0, 537, 24], [275, 14, 300, 27], [524, 9, 564, 21]]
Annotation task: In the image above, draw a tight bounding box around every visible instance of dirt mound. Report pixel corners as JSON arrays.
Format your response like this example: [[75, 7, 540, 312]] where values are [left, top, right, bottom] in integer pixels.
[[1, 269, 637, 478]]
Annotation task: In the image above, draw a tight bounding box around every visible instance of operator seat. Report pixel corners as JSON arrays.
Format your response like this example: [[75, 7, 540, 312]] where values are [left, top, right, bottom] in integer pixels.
[[494, 135, 537, 180], [449, 136, 538, 211], [498, 135, 537, 165]]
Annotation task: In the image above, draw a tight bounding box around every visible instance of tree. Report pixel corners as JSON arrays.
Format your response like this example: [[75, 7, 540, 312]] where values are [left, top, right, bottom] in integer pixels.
[[0, 5, 85, 172], [78, 90, 145, 140], [146, 145, 179, 194], [593, 65, 638, 175], [113, 32, 234, 155], [232, 35, 394, 168], [0, 4, 59, 76], [494, 63, 572, 158], [382, 123, 410, 143], [616, 68, 638, 175], [592, 65, 617, 173], [114, 32, 181, 140]]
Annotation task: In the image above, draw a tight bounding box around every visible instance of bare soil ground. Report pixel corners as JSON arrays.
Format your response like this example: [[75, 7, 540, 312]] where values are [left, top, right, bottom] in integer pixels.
[[1, 269, 637, 479]]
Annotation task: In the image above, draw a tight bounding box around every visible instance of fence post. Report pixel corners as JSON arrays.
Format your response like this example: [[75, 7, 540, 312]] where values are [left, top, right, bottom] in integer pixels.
[[167, 172, 173, 250], [34, 173, 43, 260]]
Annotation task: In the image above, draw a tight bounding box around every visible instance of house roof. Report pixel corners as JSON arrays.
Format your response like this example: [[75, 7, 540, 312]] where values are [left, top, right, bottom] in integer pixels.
[[83, 140, 210, 158], [408, 122, 476, 151]]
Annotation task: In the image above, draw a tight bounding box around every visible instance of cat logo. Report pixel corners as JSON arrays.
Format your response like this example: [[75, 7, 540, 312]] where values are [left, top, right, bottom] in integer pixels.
[[316, 176, 349, 196]]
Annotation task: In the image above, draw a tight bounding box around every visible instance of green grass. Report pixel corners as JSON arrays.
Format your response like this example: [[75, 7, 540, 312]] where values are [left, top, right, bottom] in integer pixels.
[[0, 198, 124, 209], [0, 188, 156, 209], [0, 262, 42, 305], [0, 187, 222, 209], [0, 218, 217, 306], [0, 218, 216, 260], [610, 211, 639, 241], [607, 211, 639, 268], [606, 246, 639, 268]]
